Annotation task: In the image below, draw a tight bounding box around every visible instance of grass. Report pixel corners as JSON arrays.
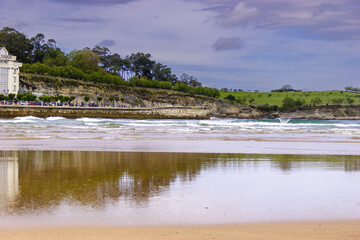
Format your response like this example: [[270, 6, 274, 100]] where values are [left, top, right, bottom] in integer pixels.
[[219, 91, 360, 106]]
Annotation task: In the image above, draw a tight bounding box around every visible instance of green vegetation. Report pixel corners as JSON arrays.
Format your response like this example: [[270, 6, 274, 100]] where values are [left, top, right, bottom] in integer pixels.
[[0, 27, 219, 98], [220, 90, 360, 106], [1, 27, 357, 107]]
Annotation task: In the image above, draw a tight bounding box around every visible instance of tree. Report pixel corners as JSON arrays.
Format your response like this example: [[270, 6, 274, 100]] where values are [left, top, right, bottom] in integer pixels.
[[70, 96, 76, 105], [128, 52, 155, 79], [30, 33, 46, 63], [92, 46, 111, 71], [7, 93, 15, 101], [0, 27, 33, 63], [345, 86, 353, 92], [152, 63, 177, 83], [62, 96, 71, 104], [47, 39, 57, 49], [97, 96, 103, 106], [180, 73, 190, 84], [67, 48, 102, 72], [43, 48, 68, 67], [23, 93, 37, 102], [39, 95, 53, 104], [188, 76, 202, 88], [109, 97, 114, 107], [84, 96, 90, 106], [281, 84, 293, 91], [107, 53, 122, 75], [16, 93, 24, 101]]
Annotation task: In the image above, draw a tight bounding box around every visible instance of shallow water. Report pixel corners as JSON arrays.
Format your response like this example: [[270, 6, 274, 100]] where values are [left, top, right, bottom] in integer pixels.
[[1, 117, 360, 154], [0, 117, 360, 141], [1, 151, 359, 227]]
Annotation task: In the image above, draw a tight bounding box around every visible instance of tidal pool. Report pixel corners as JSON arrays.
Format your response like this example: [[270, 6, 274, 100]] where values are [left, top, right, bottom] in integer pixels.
[[0, 151, 359, 227]]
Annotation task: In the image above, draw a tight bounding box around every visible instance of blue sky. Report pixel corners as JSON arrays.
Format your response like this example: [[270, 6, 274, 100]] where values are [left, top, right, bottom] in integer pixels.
[[0, 0, 359, 91]]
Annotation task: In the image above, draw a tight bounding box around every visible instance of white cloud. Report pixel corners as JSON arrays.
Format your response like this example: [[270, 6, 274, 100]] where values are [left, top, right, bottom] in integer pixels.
[[0, 0, 359, 90]]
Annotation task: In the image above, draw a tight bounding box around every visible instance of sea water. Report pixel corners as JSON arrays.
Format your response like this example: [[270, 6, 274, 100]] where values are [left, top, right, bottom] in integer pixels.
[[0, 117, 359, 154], [0, 117, 359, 227]]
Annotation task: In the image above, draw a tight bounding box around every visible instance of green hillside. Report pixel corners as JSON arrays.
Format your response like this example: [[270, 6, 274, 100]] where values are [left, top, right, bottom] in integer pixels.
[[220, 90, 360, 106]]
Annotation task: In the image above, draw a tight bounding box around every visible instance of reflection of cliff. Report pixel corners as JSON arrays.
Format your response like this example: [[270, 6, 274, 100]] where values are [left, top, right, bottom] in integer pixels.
[[2, 151, 359, 214], [11, 151, 218, 213], [217, 153, 360, 172], [0, 151, 19, 209]]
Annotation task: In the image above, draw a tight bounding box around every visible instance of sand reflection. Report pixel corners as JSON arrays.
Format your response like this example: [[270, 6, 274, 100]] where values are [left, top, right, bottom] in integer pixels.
[[0, 151, 359, 224]]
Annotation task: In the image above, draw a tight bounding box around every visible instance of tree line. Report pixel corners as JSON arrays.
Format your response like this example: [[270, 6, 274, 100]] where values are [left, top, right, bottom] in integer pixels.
[[345, 86, 360, 93], [0, 27, 219, 98]]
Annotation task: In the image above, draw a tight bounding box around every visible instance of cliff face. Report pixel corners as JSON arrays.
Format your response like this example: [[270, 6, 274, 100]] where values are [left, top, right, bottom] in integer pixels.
[[278, 105, 360, 120], [19, 75, 360, 120], [0, 106, 211, 119], [19, 74, 259, 119]]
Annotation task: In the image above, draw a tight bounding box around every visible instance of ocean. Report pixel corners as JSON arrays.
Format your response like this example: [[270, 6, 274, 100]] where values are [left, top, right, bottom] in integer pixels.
[[0, 116, 359, 154], [0, 116, 359, 227]]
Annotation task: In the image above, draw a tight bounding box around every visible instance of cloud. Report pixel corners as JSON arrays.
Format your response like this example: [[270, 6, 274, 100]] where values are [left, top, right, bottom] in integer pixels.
[[216, 2, 260, 28], [56, 17, 106, 23], [50, 0, 137, 5], [195, 0, 360, 40], [0, 19, 28, 29], [98, 39, 116, 47], [1, 0, 359, 91], [212, 37, 243, 51]]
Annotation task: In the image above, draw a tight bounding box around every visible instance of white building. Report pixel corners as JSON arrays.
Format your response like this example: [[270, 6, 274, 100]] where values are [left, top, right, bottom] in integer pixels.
[[0, 47, 22, 95]]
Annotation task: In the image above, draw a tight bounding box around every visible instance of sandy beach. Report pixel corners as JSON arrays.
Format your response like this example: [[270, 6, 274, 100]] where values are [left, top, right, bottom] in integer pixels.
[[1, 221, 359, 240]]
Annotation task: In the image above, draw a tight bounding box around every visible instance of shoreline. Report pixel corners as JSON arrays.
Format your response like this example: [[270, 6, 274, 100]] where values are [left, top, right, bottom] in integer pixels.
[[1, 105, 360, 120], [0, 105, 211, 119], [1, 221, 359, 240], [1, 139, 360, 155]]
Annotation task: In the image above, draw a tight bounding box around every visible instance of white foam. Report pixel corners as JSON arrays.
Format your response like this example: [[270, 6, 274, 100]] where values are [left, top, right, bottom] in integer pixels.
[[76, 117, 110, 123], [46, 117, 66, 121], [13, 116, 42, 123]]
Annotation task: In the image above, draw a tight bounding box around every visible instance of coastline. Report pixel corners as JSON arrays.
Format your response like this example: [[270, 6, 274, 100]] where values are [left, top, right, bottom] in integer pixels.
[[0, 105, 210, 119], [1, 104, 360, 120], [1, 139, 360, 155], [1, 221, 359, 240]]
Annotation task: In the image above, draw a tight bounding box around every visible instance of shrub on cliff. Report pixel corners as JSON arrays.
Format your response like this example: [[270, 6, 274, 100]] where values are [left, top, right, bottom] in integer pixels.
[[193, 86, 220, 98], [173, 82, 192, 93], [224, 94, 236, 101], [257, 104, 279, 111], [282, 96, 305, 110], [21, 63, 127, 86]]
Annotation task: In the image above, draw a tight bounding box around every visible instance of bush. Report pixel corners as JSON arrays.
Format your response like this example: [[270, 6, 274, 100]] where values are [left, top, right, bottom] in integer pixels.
[[310, 97, 322, 106], [173, 82, 191, 93], [282, 96, 305, 109], [257, 104, 279, 111], [346, 97, 354, 104], [224, 94, 236, 101], [331, 98, 344, 104]]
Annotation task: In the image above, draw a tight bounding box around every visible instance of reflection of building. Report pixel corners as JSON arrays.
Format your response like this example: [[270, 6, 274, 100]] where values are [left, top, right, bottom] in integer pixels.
[[0, 47, 22, 94], [0, 152, 19, 208]]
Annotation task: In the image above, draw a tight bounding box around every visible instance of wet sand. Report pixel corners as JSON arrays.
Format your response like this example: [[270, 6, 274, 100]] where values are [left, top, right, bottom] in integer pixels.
[[1, 138, 360, 155], [1, 221, 359, 240]]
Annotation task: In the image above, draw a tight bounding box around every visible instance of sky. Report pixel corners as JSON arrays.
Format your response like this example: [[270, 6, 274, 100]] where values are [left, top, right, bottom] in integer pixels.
[[0, 0, 359, 91]]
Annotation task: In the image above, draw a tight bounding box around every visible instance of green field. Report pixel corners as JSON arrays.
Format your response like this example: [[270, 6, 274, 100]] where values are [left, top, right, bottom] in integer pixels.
[[219, 91, 360, 106]]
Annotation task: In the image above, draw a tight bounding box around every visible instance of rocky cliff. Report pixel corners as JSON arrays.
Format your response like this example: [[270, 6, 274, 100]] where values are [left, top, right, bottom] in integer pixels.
[[18, 74, 360, 120], [19, 74, 260, 119]]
